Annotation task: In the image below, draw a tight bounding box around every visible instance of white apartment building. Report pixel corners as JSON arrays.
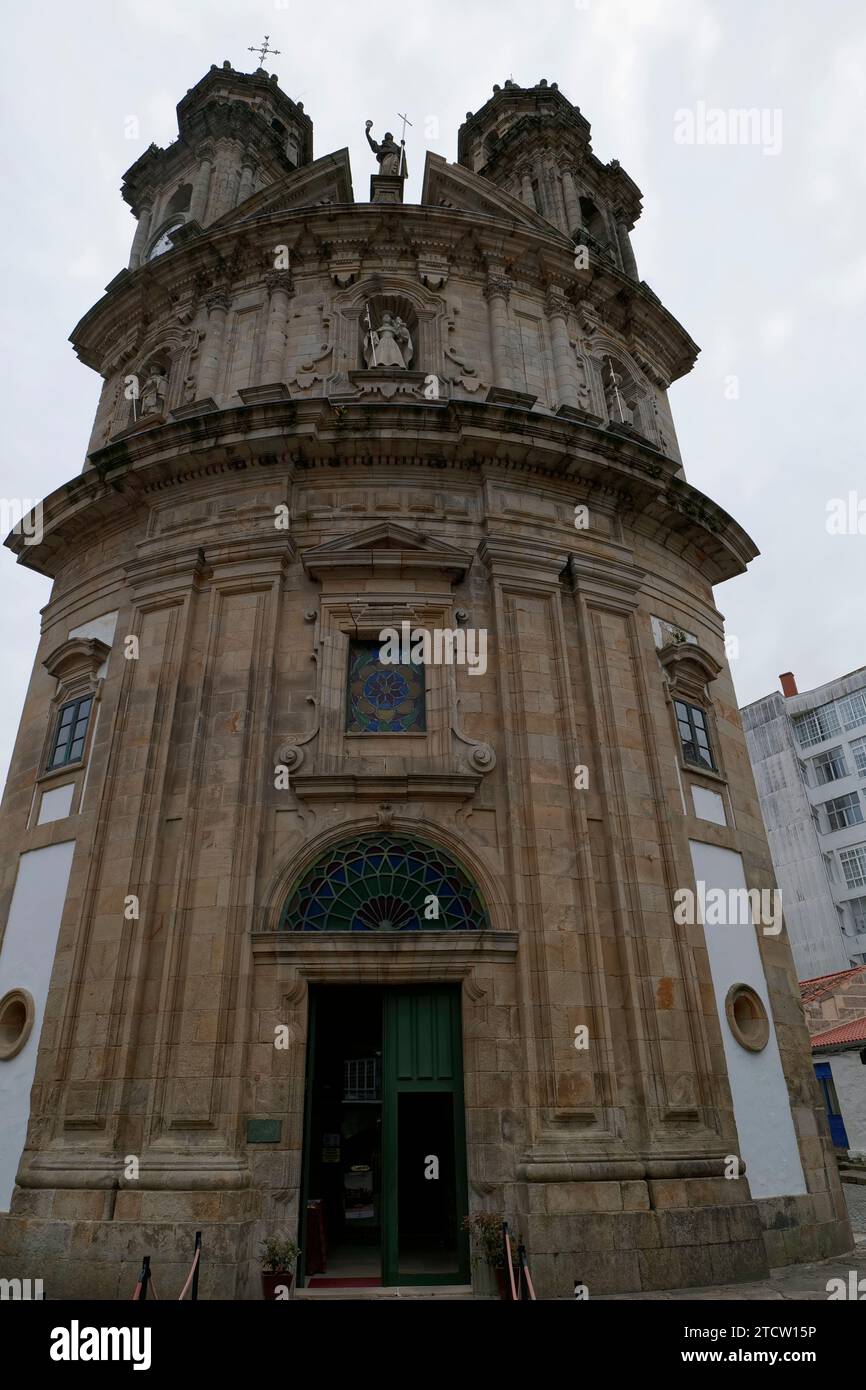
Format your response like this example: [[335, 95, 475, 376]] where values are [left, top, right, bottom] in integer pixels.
[[742, 667, 866, 980]]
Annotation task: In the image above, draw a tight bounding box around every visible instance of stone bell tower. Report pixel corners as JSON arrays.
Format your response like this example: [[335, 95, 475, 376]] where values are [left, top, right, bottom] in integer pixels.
[[458, 78, 641, 278], [123, 60, 314, 268]]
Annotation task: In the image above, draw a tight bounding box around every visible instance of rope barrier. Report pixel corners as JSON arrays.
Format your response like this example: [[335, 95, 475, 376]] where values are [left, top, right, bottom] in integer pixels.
[[131, 1231, 202, 1301], [503, 1222, 518, 1302], [178, 1245, 201, 1301]]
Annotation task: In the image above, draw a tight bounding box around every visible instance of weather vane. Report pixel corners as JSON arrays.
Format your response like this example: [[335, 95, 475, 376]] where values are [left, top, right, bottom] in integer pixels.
[[248, 35, 281, 68]]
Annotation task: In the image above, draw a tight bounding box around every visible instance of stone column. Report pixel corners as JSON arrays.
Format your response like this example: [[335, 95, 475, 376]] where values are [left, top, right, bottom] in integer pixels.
[[561, 169, 582, 239], [129, 204, 152, 269], [262, 272, 293, 384], [237, 160, 256, 206], [484, 273, 514, 389], [543, 155, 567, 233], [545, 288, 578, 408], [616, 219, 639, 280], [189, 157, 213, 225], [196, 293, 230, 400], [519, 166, 535, 210]]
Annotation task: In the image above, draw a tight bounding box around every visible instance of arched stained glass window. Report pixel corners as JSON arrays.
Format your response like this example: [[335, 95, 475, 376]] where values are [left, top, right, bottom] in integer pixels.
[[279, 834, 489, 933]]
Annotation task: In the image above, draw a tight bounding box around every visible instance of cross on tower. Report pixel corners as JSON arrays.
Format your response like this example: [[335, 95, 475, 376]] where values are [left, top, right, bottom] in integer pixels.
[[248, 35, 281, 68]]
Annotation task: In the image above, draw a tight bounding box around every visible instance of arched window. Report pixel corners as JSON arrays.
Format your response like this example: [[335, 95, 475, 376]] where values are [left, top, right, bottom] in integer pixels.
[[166, 182, 192, 217], [279, 834, 490, 932]]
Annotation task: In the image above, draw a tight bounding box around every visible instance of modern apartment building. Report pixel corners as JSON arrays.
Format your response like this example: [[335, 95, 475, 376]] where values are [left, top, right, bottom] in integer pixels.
[[742, 668, 866, 979]]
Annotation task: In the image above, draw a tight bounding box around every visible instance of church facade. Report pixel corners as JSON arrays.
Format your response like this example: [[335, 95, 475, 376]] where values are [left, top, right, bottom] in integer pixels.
[[0, 63, 851, 1298]]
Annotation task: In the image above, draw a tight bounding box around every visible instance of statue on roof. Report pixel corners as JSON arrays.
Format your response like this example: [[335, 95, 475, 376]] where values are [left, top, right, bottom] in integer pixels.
[[365, 121, 406, 178]]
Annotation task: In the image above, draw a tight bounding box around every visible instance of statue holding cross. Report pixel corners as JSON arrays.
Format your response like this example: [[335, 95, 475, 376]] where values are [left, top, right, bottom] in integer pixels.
[[365, 112, 411, 179]]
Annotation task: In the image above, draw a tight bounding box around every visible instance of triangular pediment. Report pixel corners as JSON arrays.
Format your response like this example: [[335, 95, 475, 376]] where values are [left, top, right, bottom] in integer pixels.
[[211, 148, 354, 230], [421, 152, 565, 239], [302, 522, 474, 579]]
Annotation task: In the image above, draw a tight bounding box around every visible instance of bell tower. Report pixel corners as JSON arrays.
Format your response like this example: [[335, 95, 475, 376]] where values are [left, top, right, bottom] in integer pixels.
[[122, 59, 313, 269], [458, 78, 641, 279]]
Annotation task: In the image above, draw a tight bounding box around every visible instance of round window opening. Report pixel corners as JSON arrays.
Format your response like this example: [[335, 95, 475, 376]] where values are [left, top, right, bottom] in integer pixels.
[[725, 983, 769, 1053], [0, 988, 35, 1061]]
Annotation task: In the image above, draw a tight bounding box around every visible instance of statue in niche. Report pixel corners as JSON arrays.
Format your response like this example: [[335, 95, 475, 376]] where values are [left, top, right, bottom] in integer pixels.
[[365, 121, 406, 177], [139, 364, 168, 417], [363, 309, 413, 369]]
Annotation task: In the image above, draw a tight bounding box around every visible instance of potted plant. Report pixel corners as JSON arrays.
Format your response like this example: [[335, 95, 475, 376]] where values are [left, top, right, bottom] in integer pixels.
[[462, 1211, 519, 1300], [259, 1235, 299, 1299]]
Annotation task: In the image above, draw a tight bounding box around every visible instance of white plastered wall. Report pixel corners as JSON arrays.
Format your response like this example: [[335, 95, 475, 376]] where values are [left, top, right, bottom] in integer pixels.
[[689, 838, 807, 1199], [0, 840, 75, 1209]]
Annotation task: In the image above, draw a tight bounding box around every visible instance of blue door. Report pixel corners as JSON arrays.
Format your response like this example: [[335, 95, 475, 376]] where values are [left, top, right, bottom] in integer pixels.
[[814, 1061, 849, 1149]]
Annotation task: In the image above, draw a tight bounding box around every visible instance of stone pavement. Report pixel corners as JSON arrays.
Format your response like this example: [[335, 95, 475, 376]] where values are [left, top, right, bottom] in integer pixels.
[[600, 1185, 866, 1300]]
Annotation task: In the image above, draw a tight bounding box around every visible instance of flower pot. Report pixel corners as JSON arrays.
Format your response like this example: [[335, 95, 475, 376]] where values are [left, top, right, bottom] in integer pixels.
[[261, 1271, 294, 1299]]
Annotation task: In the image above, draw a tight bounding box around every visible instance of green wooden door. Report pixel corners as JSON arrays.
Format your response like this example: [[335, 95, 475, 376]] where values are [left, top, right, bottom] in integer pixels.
[[382, 986, 469, 1285]]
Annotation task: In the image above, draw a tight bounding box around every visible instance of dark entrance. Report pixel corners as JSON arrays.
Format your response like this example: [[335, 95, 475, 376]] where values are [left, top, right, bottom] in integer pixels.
[[300, 985, 469, 1286]]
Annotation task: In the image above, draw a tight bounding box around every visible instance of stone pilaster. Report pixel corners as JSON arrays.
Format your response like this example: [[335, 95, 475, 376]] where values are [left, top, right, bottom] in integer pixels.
[[483, 270, 514, 390], [261, 273, 293, 384], [545, 287, 578, 409], [196, 293, 231, 400], [188, 154, 213, 225], [561, 167, 582, 239]]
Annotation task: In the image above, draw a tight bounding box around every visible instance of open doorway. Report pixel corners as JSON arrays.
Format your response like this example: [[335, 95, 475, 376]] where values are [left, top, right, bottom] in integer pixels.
[[300, 985, 469, 1287]]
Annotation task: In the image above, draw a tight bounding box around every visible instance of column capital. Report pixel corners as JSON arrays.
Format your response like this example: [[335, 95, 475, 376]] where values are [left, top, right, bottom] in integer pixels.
[[545, 286, 571, 319], [205, 291, 231, 316], [568, 550, 646, 614], [484, 274, 512, 303], [265, 270, 294, 297]]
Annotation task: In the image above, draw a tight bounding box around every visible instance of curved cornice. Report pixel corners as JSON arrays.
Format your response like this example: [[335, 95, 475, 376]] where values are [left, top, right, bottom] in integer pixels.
[[3, 395, 757, 585]]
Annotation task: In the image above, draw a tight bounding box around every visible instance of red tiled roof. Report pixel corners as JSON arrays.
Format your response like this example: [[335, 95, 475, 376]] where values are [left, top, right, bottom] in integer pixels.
[[810, 1016, 866, 1049], [800, 966, 866, 1004]]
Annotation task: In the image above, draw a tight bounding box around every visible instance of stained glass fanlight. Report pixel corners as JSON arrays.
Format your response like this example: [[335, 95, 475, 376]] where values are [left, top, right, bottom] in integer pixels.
[[280, 834, 489, 932], [346, 639, 426, 734]]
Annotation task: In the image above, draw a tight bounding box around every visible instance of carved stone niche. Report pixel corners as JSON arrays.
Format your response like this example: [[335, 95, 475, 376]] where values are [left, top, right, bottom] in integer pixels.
[[43, 636, 111, 705], [657, 639, 721, 706]]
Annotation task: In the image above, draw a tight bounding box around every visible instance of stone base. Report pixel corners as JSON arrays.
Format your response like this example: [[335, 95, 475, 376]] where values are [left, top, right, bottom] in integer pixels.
[[0, 1212, 258, 1300], [0, 1178, 852, 1299], [515, 1177, 854, 1297]]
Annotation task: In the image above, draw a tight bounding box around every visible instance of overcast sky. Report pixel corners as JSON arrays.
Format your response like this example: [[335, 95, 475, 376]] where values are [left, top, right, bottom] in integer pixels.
[[1, 0, 864, 788]]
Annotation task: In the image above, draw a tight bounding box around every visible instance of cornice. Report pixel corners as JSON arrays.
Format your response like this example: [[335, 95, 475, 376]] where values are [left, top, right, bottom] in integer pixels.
[[3, 396, 758, 585]]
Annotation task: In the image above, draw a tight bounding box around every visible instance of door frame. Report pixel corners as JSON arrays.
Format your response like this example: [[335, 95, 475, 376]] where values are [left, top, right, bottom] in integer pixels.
[[299, 983, 469, 1287]]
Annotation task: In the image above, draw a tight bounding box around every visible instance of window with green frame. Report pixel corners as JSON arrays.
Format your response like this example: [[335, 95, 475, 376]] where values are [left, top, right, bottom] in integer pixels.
[[280, 834, 489, 932], [345, 638, 426, 734], [47, 695, 93, 770]]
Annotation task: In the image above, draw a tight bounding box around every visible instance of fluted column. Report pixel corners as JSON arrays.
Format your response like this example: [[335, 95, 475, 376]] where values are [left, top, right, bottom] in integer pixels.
[[545, 288, 578, 408], [196, 293, 230, 400], [616, 219, 639, 280], [561, 168, 582, 239], [484, 272, 513, 389], [261, 272, 293, 384], [129, 204, 152, 269], [189, 157, 213, 225]]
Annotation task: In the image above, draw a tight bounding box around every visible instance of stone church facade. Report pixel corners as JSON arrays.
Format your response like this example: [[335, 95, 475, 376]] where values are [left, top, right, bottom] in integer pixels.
[[0, 63, 851, 1297]]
